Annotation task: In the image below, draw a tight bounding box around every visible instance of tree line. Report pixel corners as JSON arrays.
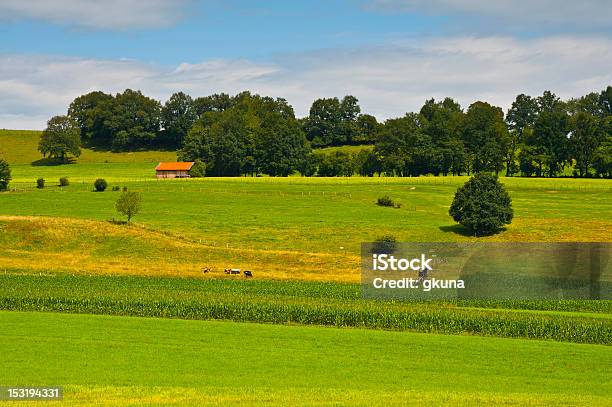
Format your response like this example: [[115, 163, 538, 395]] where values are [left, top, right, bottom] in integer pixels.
[[44, 86, 611, 178]]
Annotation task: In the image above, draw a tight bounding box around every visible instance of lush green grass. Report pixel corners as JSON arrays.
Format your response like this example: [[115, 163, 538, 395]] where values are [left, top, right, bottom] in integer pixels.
[[0, 129, 176, 181], [1, 273, 609, 343], [2, 311, 611, 406], [2, 177, 611, 252]]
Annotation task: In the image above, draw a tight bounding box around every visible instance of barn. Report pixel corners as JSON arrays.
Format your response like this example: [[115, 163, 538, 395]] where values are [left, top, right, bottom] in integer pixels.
[[155, 162, 195, 179]]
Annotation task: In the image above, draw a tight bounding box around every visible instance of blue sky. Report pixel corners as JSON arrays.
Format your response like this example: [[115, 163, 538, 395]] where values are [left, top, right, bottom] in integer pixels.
[[1, 0, 611, 129]]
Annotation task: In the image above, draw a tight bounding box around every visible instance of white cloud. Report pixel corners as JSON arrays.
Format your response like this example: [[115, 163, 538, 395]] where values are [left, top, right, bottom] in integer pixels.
[[367, 0, 612, 28], [1, 35, 611, 129], [0, 0, 189, 30]]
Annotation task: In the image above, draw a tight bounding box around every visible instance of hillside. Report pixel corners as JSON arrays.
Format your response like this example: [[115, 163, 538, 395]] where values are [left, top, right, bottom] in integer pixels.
[[0, 129, 176, 164]]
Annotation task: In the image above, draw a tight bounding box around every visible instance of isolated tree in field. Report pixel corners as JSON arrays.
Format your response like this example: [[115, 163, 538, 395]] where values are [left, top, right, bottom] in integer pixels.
[[449, 173, 513, 236], [94, 178, 108, 192], [39, 116, 81, 162], [0, 159, 11, 191], [115, 191, 141, 223]]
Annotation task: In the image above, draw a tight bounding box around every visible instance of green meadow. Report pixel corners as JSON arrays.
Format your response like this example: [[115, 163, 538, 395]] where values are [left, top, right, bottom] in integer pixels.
[[0, 129, 611, 405], [2, 311, 611, 406]]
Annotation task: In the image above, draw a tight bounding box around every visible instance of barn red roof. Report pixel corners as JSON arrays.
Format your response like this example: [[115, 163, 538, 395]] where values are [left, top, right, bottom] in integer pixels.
[[155, 162, 195, 171]]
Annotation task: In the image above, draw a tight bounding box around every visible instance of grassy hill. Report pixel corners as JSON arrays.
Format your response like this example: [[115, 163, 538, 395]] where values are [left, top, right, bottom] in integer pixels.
[[0, 129, 176, 181]]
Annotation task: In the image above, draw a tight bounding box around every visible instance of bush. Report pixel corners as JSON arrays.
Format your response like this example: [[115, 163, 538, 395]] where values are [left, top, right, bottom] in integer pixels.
[[94, 178, 108, 192], [36, 178, 45, 189], [372, 235, 397, 254], [189, 160, 206, 178], [0, 159, 10, 192], [59, 177, 69, 187], [112, 186, 120, 191], [449, 173, 513, 236], [377, 195, 401, 208]]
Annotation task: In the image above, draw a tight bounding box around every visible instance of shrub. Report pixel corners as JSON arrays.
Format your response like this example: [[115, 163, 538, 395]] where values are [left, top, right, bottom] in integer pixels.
[[122, 186, 128, 192], [112, 186, 120, 191], [36, 178, 45, 189], [189, 160, 206, 178], [94, 178, 108, 192], [377, 195, 401, 208], [372, 235, 397, 254], [0, 159, 10, 192], [59, 177, 69, 187], [449, 173, 513, 236]]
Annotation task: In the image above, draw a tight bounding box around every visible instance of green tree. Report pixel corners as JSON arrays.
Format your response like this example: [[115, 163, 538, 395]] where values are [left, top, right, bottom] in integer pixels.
[[0, 159, 11, 191], [94, 178, 108, 192], [530, 108, 570, 177], [570, 112, 604, 177], [355, 114, 380, 144], [68, 91, 114, 145], [39, 115, 81, 162], [107, 89, 161, 150], [304, 97, 342, 146], [338, 95, 361, 144], [161, 92, 196, 148], [297, 153, 318, 177], [449, 173, 513, 236], [189, 160, 207, 177], [316, 151, 355, 177], [355, 149, 382, 177], [462, 102, 509, 174], [193, 93, 233, 116], [592, 116, 612, 178], [419, 98, 466, 176], [115, 191, 141, 222], [599, 86, 612, 116], [506, 94, 538, 176], [181, 92, 305, 177], [254, 113, 309, 176], [375, 113, 429, 176]]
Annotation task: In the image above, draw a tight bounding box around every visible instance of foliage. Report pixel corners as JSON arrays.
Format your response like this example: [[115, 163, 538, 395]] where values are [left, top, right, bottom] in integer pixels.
[[94, 178, 108, 192], [59, 177, 69, 187], [372, 235, 397, 253], [36, 178, 45, 189], [0, 159, 10, 191], [108, 89, 161, 150], [115, 191, 141, 222], [160, 92, 196, 148], [303, 95, 363, 146], [188, 159, 206, 178], [181, 92, 308, 177], [570, 112, 605, 177], [462, 102, 509, 174], [39, 115, 81, 161], [449, 173, 513, 235], [376, 195, 400, 208]]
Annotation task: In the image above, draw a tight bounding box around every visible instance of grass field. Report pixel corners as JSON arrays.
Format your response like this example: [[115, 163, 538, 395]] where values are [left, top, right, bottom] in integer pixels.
[[2, 311, 611, 406], [1, 129, 611, 405]]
